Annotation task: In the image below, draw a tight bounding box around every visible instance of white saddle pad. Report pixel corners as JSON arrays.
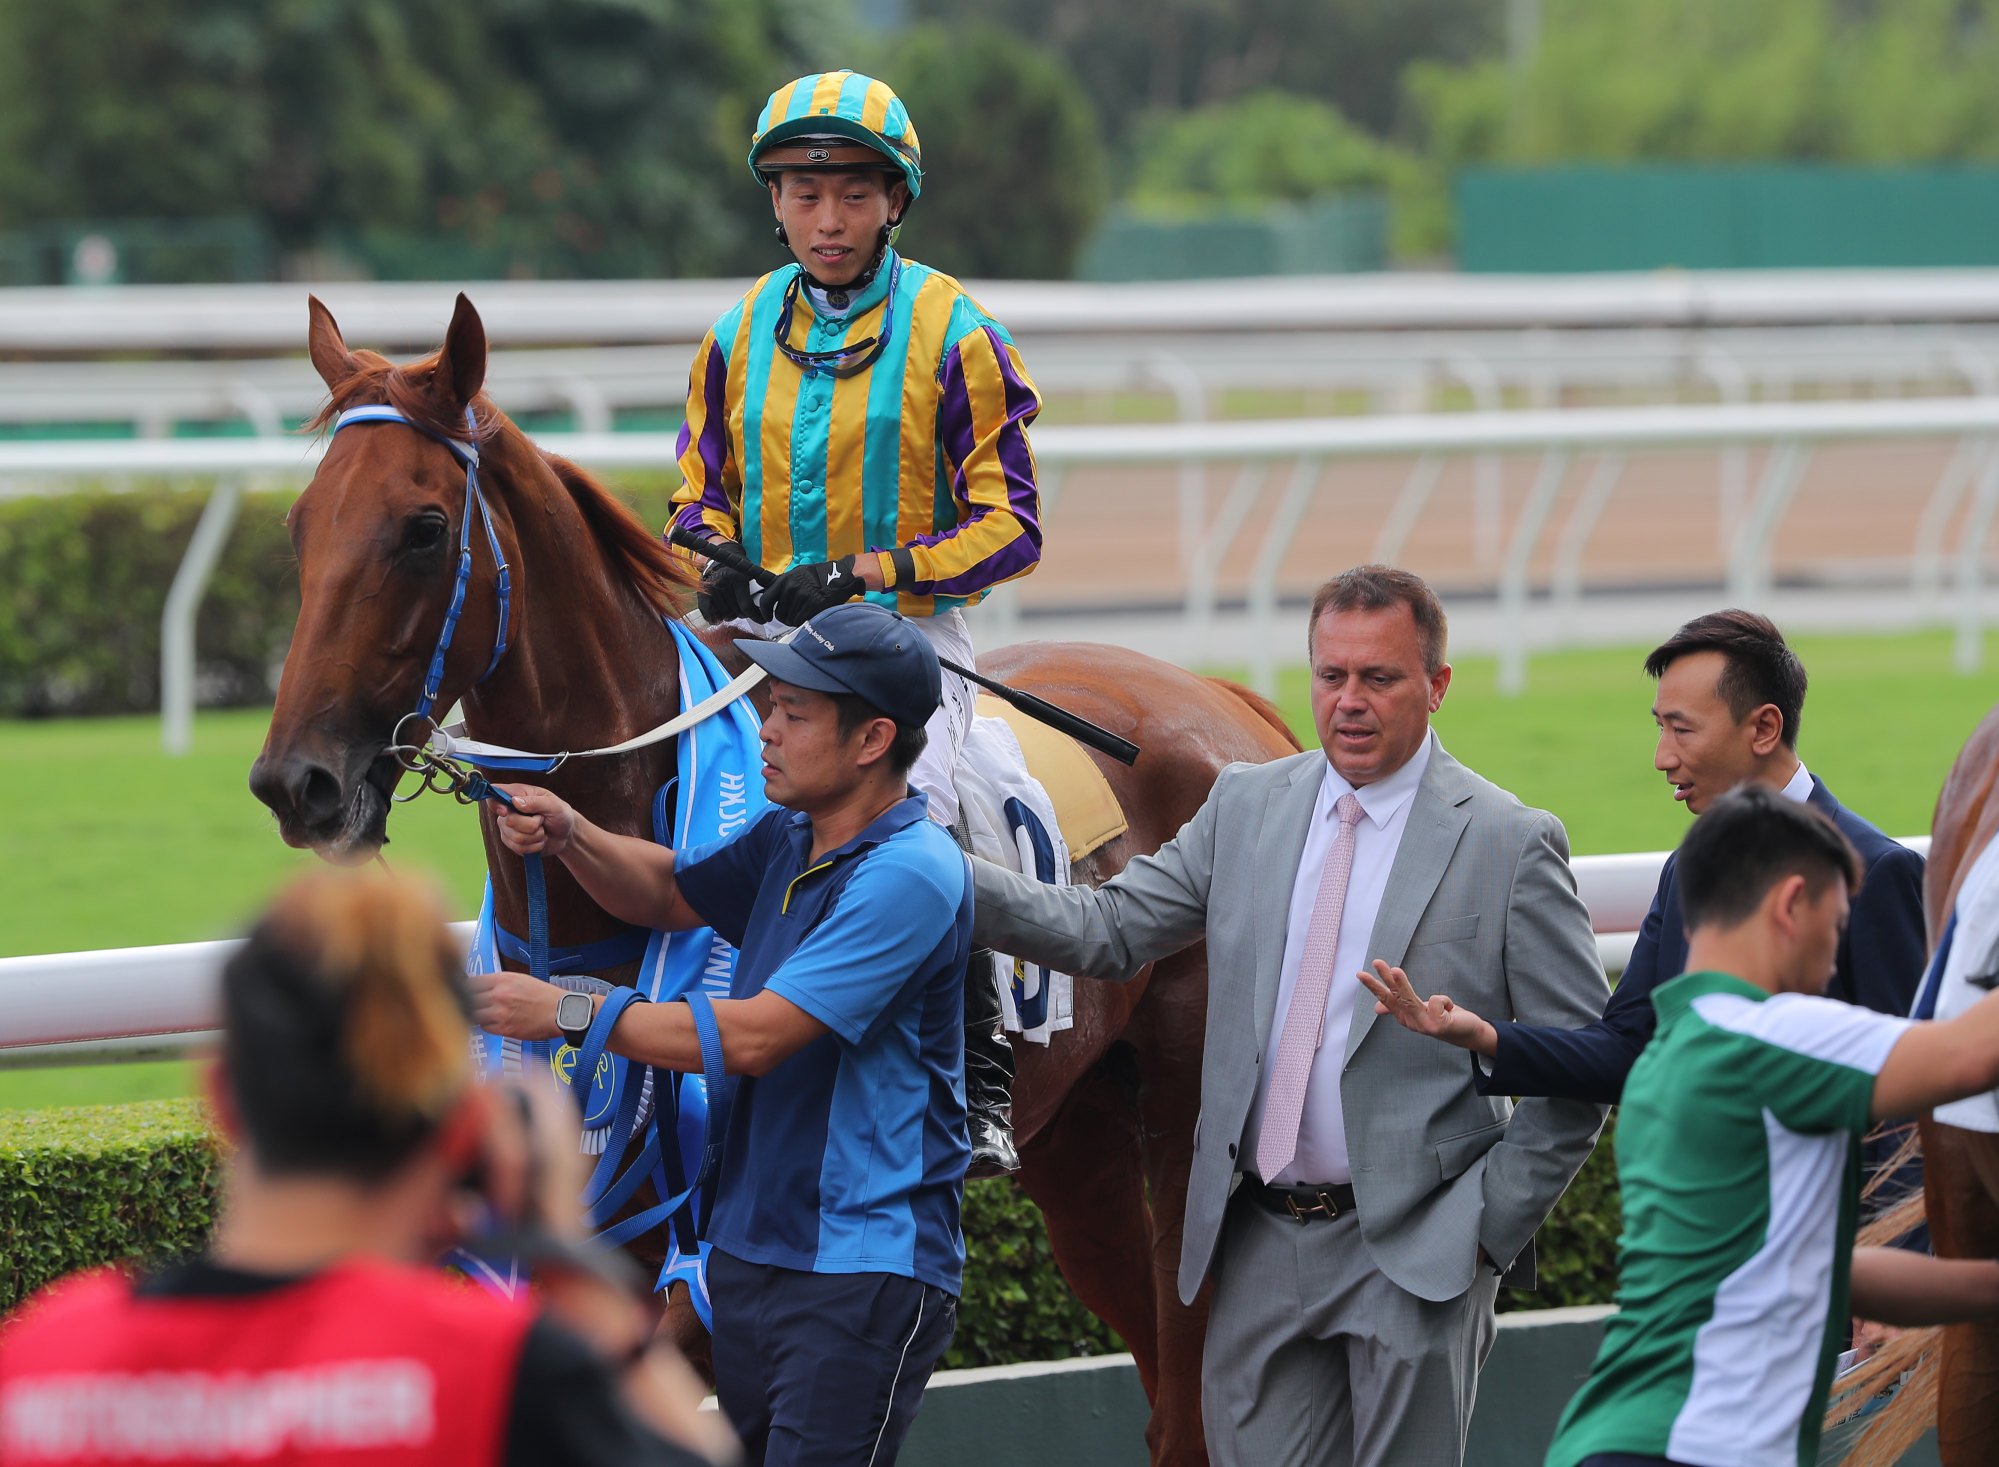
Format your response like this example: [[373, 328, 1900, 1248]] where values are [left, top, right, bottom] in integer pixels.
[[1931, 827, 1999, 1133], [956, 713, 1074, 1044]]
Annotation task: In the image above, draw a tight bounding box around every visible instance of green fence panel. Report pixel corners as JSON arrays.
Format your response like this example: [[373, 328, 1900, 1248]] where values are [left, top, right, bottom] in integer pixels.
[[1077, 193, 1386, 281], [1458, 165, 1999, 273]]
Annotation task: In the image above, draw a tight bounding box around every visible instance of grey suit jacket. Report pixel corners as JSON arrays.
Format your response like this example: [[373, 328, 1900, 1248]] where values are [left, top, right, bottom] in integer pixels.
[[973, 742, 1608, 1306]]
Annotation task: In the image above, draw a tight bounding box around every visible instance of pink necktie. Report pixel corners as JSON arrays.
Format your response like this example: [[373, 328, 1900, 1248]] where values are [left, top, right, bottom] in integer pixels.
[[1256, 792, 1366, 1182]]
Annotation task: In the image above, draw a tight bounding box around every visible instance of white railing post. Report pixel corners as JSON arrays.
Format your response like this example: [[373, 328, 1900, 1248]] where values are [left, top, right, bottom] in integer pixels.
[[1955, 450, 1999, 673], [1444, 353, 1506, 568], [1725, 440, 1809, 605], [1246, 458, 1326, 698], [160, 476, 245, 756], [1136, 353, 1207, 582], [1551, 452, 1627, 629], [1182, 462, 1267, 655], [1697, 347, 1750, 553], [1370, 455, 1445, 567], [1497, 451, 1571, 696]]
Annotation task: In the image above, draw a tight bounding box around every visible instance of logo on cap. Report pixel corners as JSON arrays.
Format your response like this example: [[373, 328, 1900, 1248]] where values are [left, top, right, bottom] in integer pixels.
[[807, 146, 831, 163], [802, 621, 837, 653]]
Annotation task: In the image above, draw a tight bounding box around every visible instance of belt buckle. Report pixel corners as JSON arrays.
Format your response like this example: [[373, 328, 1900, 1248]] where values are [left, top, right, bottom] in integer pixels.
[[1283, 1188, 1341, 1222]]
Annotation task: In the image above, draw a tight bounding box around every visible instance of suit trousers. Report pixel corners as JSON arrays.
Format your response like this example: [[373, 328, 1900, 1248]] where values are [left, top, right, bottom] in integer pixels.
[[1202, 1190, 1500, 1467]]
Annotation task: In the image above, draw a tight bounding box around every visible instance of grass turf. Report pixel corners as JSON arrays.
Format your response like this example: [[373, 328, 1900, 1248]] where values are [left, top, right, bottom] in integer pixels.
[[4, 627, 1993, 1110]]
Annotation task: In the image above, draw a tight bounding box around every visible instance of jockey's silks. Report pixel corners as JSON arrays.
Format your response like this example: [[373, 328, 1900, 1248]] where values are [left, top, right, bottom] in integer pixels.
[[0, 1260, 530, 1465], [668, 250, 1043, 615]]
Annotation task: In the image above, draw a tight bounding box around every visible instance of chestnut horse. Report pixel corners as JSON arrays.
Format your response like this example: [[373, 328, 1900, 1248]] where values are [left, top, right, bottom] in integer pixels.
[[1910, 705, 1999, 1465], [1831, 703, 1999, 1467], [250, 294, 1298, 1464]]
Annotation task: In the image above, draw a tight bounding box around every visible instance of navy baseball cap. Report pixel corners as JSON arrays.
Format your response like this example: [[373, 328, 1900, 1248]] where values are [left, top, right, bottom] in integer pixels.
[[736, 602, 942, 728]]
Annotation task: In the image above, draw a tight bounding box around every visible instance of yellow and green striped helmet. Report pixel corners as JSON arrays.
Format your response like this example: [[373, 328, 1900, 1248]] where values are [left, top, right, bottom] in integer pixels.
[[749, 71, 923, 201]]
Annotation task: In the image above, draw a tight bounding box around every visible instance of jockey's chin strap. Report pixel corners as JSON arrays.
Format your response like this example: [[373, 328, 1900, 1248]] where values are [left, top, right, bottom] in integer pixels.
[[332, 404, 512, 724]]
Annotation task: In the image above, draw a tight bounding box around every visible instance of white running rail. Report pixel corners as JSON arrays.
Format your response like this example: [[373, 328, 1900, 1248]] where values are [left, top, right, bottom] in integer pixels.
[[3, 395, 1999, 748], [0, 840, 1929, 1070]]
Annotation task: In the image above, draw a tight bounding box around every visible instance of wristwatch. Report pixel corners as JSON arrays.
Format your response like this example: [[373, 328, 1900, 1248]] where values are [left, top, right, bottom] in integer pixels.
[[555, 990, 596, 1051]]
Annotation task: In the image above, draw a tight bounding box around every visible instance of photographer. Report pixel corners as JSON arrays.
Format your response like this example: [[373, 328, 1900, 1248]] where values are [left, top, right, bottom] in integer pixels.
[[0, 870, 733, 1467]]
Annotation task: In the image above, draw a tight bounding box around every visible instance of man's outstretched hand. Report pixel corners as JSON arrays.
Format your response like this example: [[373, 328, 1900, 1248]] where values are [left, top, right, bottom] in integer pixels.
[[1357, 959, 1500, 1058]]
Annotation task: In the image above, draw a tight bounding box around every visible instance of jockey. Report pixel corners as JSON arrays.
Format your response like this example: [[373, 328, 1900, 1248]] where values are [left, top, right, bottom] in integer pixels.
[[667, 69, 1043, 1176]]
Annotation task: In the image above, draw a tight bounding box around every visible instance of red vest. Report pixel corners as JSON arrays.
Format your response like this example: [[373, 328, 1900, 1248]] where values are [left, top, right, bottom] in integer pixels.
[[0, 1260, 534, 1465]]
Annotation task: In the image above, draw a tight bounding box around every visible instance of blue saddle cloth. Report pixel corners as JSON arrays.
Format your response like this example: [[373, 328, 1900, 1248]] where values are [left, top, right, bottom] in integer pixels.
[[465, 620, 767, 1324]]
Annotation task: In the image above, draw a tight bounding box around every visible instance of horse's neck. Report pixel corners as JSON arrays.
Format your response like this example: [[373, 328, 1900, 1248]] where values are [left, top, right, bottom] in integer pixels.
[[463, 439, 681, 950]]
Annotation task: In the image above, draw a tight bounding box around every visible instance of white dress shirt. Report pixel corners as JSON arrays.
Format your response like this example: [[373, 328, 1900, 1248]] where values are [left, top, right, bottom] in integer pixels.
[[1246, 731, 1436, 1186], [1778, 760, 1813, 805]]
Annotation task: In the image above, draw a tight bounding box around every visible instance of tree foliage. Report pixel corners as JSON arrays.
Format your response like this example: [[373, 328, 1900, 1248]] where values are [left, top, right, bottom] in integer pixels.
[[1410, 0, 1999, 172], [874, 25, 1106, 279], [0, 0, 846, 278], [1127, 91, 1393, 214], [906, 0, 1498, 149]]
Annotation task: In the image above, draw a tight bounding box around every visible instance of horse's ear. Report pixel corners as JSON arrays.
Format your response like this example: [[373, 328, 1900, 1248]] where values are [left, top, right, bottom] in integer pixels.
[[306, 295, 358, 391], [436, 293, 487, 410]]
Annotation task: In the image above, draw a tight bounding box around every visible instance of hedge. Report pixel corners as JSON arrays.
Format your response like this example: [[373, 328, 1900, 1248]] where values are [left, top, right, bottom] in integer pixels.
[[0, 1099, 1622, 1357], [0, 1101, 221, 1311], [0, 480, 681, 718]]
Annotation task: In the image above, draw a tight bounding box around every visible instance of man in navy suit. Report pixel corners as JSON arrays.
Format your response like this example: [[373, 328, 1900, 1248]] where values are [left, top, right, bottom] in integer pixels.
[[1359, 608, 1926, 1103]]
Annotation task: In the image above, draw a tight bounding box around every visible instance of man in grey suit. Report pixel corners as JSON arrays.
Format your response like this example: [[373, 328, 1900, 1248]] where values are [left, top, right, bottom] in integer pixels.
[[971, 565, 1608, 1467]]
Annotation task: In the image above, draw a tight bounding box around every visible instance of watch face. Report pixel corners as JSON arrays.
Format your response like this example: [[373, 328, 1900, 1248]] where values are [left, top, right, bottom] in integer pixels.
[[556, 991, 593, 1037]]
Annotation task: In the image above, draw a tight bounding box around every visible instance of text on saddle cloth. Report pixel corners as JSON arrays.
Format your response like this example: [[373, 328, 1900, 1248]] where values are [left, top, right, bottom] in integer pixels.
[[957, 698, 1129, 1043]]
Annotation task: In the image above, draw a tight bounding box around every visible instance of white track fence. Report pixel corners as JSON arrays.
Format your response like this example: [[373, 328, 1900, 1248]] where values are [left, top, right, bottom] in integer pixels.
[[6, 396, 1999, 751], [0, 842, 1924, 1070]]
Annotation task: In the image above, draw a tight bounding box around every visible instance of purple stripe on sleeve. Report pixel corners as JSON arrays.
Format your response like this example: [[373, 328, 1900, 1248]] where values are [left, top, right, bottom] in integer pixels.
[[695, 339, 730, 493], [911, 326, 1042, 598], [667, 337, 740, 541]]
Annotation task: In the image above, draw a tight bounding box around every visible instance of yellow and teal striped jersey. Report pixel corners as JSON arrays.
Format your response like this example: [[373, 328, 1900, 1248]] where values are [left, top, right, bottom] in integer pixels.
[[668, 251, 1042, 616]]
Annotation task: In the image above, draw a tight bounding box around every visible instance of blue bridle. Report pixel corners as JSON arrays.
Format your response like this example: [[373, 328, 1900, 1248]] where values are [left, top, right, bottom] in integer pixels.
[[330, 404, 513, 723]]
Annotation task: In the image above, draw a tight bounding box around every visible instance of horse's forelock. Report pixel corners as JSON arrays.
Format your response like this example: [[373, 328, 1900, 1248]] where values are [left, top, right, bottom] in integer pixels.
[[303, 351, 496, 445]]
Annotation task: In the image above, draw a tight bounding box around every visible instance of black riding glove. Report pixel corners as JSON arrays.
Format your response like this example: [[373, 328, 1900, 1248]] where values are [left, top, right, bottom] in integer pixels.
[[695, 542, 761, 624], [754, 555, 862, 626]]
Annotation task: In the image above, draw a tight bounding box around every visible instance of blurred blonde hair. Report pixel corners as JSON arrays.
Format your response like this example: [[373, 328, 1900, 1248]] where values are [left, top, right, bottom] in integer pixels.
[[222, 868, 470, 1178]]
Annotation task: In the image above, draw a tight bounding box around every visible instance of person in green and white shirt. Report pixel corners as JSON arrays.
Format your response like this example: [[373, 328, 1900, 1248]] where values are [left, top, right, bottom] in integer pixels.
[[1543, 784, 1999, 1467]]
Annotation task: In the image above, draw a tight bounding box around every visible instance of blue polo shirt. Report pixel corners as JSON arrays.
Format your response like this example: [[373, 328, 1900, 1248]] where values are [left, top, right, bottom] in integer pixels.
[[673, 792, 972, 1294]]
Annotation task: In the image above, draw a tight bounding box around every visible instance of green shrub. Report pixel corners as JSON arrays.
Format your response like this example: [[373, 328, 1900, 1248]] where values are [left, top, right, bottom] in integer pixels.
[[1127, 90, 1397, 216], [0, 1102, 1125, 1366], [952, 1178, 1122, 1367], [0, 1100, 1620, 1339], [0, 486, 299, 717], [0, 1100, 220, 1314], [0, 478, 683, 719], [1503, 1114, 1621, 1313]]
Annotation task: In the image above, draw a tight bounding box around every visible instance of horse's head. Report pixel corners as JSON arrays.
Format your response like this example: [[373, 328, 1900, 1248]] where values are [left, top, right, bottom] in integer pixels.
[[250, 294, 514, 861]]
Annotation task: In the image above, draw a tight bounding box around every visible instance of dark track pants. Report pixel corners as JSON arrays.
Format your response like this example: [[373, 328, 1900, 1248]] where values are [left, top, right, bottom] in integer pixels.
[[708, 1249, 957, 1467]]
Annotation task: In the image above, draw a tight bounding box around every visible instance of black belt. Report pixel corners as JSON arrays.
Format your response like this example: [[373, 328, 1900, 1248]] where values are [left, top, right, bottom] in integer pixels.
[[1244, 1178, 1357, 1222]]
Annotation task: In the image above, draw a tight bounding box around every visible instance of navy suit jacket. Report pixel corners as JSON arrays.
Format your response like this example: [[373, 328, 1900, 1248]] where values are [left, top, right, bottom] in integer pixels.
[[1478, 776, 1927, 1104]]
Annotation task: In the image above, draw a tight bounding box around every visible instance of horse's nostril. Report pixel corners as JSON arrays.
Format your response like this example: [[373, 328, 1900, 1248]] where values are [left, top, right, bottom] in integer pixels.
[[296, 764, 345, 827]]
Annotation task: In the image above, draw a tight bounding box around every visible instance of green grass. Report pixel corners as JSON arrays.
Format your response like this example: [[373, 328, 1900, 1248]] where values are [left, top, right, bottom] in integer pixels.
[[5, 628, 1994, 1111]]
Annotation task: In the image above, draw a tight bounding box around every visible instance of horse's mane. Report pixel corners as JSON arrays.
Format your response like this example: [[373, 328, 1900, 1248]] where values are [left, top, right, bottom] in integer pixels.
[[308, 351, 697, 618]]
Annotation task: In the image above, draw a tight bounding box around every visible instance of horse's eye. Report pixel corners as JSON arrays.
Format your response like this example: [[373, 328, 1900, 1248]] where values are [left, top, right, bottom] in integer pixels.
[[405, 512, 449, 553]]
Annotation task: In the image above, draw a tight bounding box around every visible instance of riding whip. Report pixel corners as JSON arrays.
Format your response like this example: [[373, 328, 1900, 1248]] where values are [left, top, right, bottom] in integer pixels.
[[669, 528, 1141, 766]]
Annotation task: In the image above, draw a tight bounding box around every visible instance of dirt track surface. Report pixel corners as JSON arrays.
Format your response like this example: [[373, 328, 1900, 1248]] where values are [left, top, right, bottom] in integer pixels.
[[1014, 439, 1949, 613]]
